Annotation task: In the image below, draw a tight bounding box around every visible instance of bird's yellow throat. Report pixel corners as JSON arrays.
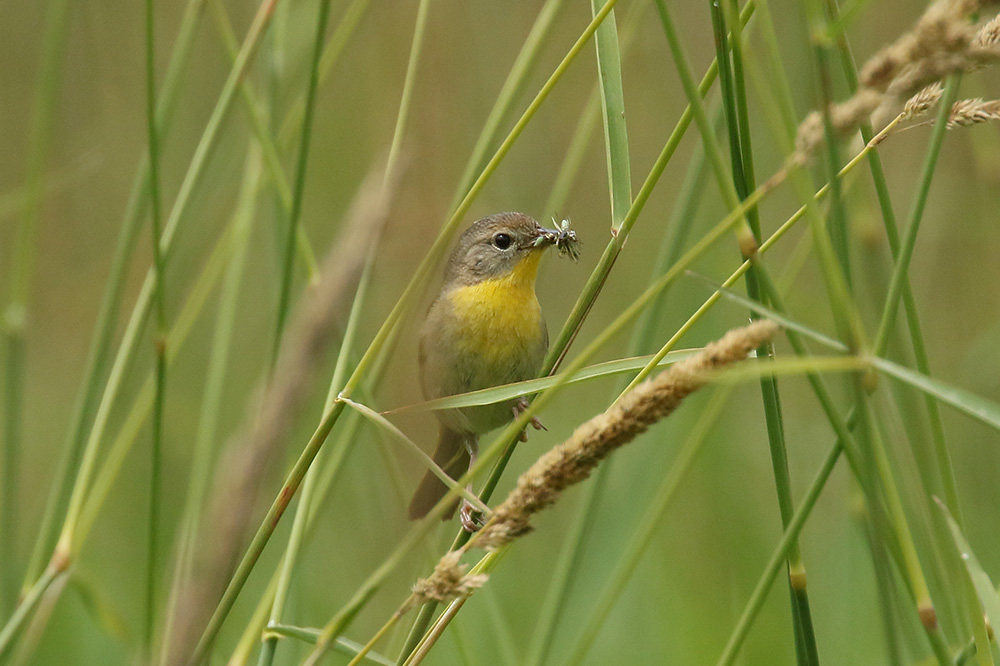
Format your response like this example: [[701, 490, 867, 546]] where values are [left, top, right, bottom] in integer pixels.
[[445, 250, 544, 363]]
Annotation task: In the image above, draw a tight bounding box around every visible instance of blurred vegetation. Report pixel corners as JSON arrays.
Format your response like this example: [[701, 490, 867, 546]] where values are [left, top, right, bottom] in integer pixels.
[[2, 0, 1000, 664]]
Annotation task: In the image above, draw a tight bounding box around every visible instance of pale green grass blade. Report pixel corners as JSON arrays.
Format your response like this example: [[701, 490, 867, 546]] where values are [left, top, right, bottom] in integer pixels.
[[709, 278, 1000, 431], [939, 499, 1000, 662], [20, 0, 208, 595], [265, 624, 395, 665], [389, 350, 698, 413], [2, 0, 71, 613], [591, 0, 632, 230]]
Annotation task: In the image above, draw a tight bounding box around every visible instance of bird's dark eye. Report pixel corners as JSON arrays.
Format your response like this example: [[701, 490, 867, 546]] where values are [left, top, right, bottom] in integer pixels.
[[492, 233, 513, 250]]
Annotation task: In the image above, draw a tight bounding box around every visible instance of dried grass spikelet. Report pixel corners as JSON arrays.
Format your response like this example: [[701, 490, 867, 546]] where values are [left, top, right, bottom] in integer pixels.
[[410, 551, 489, 607], [472, 320, 780, 550], [973, 13, 1000, 49], [860, 0, 982, 92], [794, 89, 884, 162], [948, 98, 1000, 125], [794, 3, 1000, 164], [902, 82, 946, 120]]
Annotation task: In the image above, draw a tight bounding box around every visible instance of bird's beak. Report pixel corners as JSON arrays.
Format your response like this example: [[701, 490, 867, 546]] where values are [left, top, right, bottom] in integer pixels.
[[528, 225, 562, 250]]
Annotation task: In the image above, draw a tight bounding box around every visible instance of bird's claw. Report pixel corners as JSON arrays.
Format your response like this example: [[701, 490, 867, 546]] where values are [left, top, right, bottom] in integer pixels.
[[513, 398, 546, 440], [459, 500, 485, 533]]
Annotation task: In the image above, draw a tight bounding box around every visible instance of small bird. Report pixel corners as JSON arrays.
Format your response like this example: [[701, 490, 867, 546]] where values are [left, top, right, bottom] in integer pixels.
[[408, 212, 569, 529]]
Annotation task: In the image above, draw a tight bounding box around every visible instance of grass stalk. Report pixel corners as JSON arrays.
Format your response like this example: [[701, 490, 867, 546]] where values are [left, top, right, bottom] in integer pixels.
[[270, 0, 332, 368], [542, 121, 717, 666], [710, 2, 820, 665], [712, 3, 820, 664], [873, 77, 960, 376], [4, 178, 244, 660], [2, 18, 289, 653], [143, 0, 168, 658], [522, 102, 715, 666], [309, 102, 796, 666], [19, 0, 209, 595], [207, 0, 319, 280], [0, 567, 63, 660], [257, 258, 376, 666], [746, 0, 958, 653], [403, 13, 755, 658], [258, 0, 427, 659], [346, 104, 917, 666], [543, 0, 756, 376], [159, 150, 262, 666], [711, 278, 991, 663], [823, 0, 969, 644], [54, 0, 282, 559], [850, 382, 954, 665], [1, 0, 71, 614], [74, 226, 237, 554], [715, 442, 843, 666]]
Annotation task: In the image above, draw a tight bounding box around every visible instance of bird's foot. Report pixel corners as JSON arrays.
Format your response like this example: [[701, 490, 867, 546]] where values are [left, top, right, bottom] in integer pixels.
[[459, 499, 486, 533], [513, 398, 546, 441]]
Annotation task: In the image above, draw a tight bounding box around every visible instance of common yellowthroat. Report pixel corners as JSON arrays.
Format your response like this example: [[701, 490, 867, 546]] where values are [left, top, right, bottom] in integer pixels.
[[408, 212, 571, 528]]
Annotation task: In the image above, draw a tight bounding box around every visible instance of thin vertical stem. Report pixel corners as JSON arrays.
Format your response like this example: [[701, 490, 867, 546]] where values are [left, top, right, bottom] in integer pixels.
[[1, 0, 71, 614], [711, 1, 819, 662], [20, 0, 207, 596], [271, 0, 333, 368], [143, 0, 168, 658]]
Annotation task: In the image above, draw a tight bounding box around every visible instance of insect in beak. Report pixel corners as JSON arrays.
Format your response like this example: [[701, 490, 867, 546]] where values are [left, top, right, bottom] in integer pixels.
[[532, 218, 580, 260]]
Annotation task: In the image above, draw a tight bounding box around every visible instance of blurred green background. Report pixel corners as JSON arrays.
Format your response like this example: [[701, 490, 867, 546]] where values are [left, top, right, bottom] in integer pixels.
[[3, 0, 1000, 664]]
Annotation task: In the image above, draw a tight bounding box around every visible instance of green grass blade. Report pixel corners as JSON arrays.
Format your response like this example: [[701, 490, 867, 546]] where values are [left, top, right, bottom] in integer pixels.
[[142, 0, 167, 656], [56, 0, 284, 557], [591, 0, 632, 230], [198, 6, 624, 660], [543, 0, 756, 375], [873, 74, 961, 356], [710, 1, 819, 661], [159, 150, 262, 666], [19, 0, 208, 594], [270, 0, 332, 368], [265, 624, 395, 665], [2, 0, 71, 612], [708, 278, 1000, 432], [389, 350, 698, 413], [938, 500, 997, 665]]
